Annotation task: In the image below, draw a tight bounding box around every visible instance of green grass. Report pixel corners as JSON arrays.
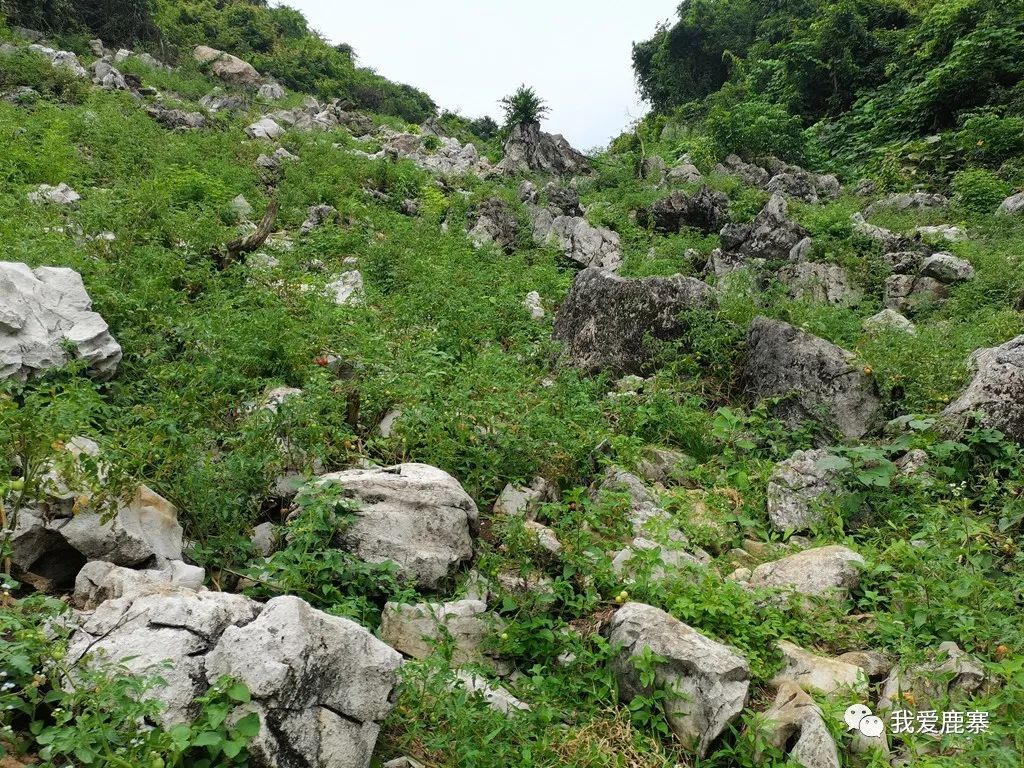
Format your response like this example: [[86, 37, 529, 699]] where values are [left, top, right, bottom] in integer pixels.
[[2, 37, 1024, 768]]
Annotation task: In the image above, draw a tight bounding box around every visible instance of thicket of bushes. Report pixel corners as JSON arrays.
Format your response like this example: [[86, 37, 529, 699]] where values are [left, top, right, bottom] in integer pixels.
[[0, 0, 437, 122], [632, 0, 1024, 180]]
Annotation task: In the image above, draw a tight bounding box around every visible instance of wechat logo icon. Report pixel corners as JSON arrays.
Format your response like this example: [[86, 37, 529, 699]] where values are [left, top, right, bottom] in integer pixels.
[[845, 704, 885, 737]]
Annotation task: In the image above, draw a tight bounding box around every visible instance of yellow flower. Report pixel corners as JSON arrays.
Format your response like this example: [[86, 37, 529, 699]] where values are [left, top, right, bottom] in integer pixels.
[[977, 139, 985, 146]]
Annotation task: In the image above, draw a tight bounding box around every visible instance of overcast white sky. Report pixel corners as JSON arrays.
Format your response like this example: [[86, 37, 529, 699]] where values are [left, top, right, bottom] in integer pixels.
[[279, 1, 678, 150]]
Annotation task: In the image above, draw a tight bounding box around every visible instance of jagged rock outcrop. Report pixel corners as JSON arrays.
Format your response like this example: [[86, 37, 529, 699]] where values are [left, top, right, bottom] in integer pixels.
[[636, 186, 729, 234], [744, 317, 882, 439], [743, 545, 865, 599], [609, 602, 750, 756], [753, 683, 840, 768], [883, 251, 974, 313], [326, 271, 364, 306], [552, 268, 716, 376], [25, 44, 87, 78], [499, 122, 589, 176], [302, 204, 340, 234], [865, 191, 948, 215], [766, 167, 839, 204], [91, 59, 128, 90], [11, 440, 197, 593], [593, 466, 676, 537], [313, 463, 478, 589], [146, 105, 208, 130], [0, 262, 122, 382], [714, 193, 810, 272], [68, 585, 402, 768], [531, 207, 622, 271], [878, 642, 987, 712], [714, 155, 770, 187], [469, 197, 520, 252], [942, 334, 1024, 443], [766, 449, 842, 532], [850, 213, 927, 253], [997, 191, 1024, 215], [27, 182, 80, 205], [193, 45, 261, 86]]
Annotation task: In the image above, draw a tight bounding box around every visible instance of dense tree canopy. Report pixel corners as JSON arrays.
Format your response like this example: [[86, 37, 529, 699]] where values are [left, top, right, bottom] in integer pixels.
[[633, 0, 1024, 171]]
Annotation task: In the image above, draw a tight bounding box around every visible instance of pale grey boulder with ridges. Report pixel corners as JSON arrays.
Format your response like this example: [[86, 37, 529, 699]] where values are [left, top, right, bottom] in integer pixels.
[[0, 262, 121, 382], [68, 587, 260, 723], [770, 640, 867, 695], [778, 262, 860, 306], [609, 602, 750, 757], [744, 317, 882, 439], [553, 267, 716, 376], [942, 334, 1024, 444], [997, 191, 1024, 215], [745, 545, 865, 598], [206, 595, 403, 768], [498, 122, 589, 176], [315, 463, 478, 589], [531, 207, 622, 272]]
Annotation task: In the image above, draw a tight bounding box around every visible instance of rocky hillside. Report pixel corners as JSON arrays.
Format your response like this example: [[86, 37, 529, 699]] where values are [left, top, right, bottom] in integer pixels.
[[2, 10, 1024, 768]]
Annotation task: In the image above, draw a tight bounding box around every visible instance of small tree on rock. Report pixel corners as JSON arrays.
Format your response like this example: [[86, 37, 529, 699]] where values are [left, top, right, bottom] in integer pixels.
[[500, 85, 550, 129]]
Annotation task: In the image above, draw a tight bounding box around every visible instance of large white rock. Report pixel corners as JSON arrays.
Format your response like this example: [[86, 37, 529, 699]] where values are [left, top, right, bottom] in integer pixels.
[[452, 671, 529, 715], [609, 602, 750, 756], [246, 117, 285, 141], [193, 45, 261, 86], [52, 484, 184, 566], [326, 271, 364, 306], [745, 545, 865, 599], [69, 587, 400, 768], [997, 191, 1024, 215], [206, 596, 403, 768], [73, 559, 205, 609], [27, 182, 80, 205], [770, 640, 867, 695], [0, 262, 121, 381], [316, 463, 478, 589]]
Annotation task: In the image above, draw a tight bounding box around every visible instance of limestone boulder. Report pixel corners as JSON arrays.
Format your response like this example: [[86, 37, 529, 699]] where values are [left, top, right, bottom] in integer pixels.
[[314, 463, 478, 589], [552, 267, 716, 376], [744, 317, 882, 439], [942, 334, 1024, 443], [609, 602, 750, 756]]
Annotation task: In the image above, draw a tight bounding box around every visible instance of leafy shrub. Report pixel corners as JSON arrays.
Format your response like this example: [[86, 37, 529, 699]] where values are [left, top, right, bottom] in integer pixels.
[[241, 481, 411, 628], [704, 95, 806, 161], [500, 84, 549, 128], [952, 167, 1012, 213], [0, 48, 89, 103], [957, 113, 1024, 168]]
